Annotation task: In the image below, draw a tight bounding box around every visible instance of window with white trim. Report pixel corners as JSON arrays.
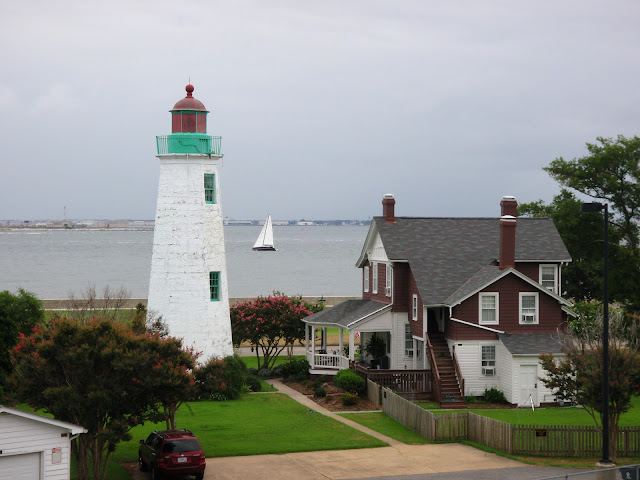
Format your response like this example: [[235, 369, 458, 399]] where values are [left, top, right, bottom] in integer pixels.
[[364, 266, 369, 292], [539, 264, 558, 294], [385, 264, 392, 297], [520, 292, 539, 324], [481, 345, 496, 375], [412, 294, 418, 321], [479, 293, 499, 325], [372, 262, 378, 294], [405, 324, 413, 357]]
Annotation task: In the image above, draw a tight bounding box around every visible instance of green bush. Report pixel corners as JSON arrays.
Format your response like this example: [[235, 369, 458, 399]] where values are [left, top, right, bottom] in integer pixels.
[[280, 358, 310, 380], [314, 386, 327, 398], [341, 392, 358, 406], [312, 375, 327, 390], [482, 387, 508, 404], [464, 395, 478, 404], [245, 375, 262, 392], [334, 369, 365, 394], [194, 355, 247, 400]]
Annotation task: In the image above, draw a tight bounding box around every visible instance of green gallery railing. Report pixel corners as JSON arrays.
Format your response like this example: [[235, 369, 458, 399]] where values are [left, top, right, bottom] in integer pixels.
[[156, 134, 222, 155]]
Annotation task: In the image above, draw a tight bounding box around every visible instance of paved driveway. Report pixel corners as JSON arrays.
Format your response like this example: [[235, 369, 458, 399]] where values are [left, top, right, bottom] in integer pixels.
[[125, 443, 537, 480]]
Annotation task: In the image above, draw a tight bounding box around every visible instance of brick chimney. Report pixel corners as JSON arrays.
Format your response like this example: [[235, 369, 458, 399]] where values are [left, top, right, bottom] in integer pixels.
[[382, 194, 396, 223], [499, 196, 517, 270]]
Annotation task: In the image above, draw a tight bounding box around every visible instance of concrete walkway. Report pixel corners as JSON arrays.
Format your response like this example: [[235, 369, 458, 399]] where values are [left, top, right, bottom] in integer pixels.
[[269, 379, 402, 446]]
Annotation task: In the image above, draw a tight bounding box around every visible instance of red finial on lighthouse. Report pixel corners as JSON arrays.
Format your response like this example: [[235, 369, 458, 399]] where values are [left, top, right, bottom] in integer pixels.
[[185, 84, 194, 97]]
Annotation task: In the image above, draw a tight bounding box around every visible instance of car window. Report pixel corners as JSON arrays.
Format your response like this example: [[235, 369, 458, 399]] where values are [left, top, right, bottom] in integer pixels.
[[162, 439, 201, 453], [145, 433, 156, 445]]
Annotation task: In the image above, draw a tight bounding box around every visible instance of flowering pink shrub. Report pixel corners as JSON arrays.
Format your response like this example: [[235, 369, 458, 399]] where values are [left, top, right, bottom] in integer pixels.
[[230, 293, 323, 370]]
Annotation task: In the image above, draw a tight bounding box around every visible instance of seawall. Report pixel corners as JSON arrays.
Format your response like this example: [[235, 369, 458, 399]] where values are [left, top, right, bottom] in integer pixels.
[[42, 296, 359, 310]]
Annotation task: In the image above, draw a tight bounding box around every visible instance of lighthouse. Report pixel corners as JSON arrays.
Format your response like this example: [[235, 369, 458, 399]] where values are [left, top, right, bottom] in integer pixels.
[[147, 84, 233, 361]]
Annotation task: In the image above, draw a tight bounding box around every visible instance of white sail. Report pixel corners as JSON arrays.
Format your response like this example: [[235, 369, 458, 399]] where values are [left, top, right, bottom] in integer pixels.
[[253, 215, 276, 250]]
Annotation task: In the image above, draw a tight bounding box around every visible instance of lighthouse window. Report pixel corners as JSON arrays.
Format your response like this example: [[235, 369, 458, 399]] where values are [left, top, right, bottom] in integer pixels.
[[209, 272, 220, 301], [204, 174, 215, 204]]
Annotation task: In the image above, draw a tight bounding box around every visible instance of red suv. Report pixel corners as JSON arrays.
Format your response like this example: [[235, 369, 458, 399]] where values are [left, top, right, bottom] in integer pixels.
[[138, 429, 206, 480]]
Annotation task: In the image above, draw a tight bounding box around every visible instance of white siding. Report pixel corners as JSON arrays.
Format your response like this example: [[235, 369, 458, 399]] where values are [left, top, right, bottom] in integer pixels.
[[448, 339, 502, 396], [367, 233, 389, 263], [511, 355, 562, 406], [0, 414, 73, 480], [391, 314, 416, 370], [496, 342, 514, 403]]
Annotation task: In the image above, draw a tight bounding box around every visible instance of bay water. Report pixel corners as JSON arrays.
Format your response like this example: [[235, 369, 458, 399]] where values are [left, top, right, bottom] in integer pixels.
[[0, 226, 367, 299]]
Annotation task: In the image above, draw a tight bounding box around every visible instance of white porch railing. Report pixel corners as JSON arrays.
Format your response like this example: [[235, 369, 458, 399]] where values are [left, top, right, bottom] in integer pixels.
[[306, 351, 349, 370]]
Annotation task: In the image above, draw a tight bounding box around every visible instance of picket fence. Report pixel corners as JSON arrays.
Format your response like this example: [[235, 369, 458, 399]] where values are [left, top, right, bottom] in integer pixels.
[[378, 386, 640, 457]]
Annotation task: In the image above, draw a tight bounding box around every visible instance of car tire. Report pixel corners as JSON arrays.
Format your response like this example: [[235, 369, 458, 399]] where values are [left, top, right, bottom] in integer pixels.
[[138, 456, 148, 472], [195, 474, 204, 480]]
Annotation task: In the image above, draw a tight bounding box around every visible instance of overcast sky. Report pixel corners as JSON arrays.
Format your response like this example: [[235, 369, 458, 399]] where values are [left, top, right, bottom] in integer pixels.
[[1, 1, 639, 221]]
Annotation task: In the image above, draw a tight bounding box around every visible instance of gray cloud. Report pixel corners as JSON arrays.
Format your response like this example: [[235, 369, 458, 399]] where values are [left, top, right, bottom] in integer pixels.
[[1, 0, 638, 220]]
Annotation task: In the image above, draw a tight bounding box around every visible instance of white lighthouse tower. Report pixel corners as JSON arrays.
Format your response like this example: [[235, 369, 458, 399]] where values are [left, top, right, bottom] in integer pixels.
[[147, 84, 233, 361]]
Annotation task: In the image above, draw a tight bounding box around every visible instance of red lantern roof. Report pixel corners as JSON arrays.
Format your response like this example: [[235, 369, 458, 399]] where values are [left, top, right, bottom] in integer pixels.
[[170, 84, 208, 112]]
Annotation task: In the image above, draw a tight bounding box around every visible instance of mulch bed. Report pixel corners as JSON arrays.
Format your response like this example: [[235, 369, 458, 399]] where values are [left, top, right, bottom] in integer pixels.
[[285, 381, 379, 412]]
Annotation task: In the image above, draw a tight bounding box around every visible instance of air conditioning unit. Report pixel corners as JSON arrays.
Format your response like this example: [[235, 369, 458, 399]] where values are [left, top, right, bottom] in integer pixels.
[[482, 367, 496, 376], [385, 287, 391, 296], [522, 314, 536, 323], [405, 349, 414, 357]]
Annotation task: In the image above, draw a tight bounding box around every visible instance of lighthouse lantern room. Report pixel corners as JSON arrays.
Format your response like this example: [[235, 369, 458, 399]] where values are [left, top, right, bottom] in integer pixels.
[[148, 84, 233, 361]]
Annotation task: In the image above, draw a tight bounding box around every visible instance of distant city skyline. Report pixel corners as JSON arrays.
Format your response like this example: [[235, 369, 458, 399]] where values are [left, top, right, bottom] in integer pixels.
[[1, 1, 639, 221]]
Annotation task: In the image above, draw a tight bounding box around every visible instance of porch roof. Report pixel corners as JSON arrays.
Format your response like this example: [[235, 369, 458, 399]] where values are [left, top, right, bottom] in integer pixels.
[[301, 299, 391, 329], [499, 333, 566, 355]]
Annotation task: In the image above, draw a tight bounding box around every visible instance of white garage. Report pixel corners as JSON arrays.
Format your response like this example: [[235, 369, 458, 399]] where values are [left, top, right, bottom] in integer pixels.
[[0, 405, 86, 480]]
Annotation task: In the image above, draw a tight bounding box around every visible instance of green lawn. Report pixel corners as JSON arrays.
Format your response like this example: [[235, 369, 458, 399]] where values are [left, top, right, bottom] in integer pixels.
[[339, 412, 431, 444], [418, 397, 640, 427], [102, 394, 386, 479]]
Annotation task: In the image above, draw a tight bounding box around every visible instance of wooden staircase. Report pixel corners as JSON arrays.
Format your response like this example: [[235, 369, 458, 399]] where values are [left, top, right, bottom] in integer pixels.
[[428, 333, 466, 409]]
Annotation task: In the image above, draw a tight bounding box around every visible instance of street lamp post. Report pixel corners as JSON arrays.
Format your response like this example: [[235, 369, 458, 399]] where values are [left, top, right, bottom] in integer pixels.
[[581, 201, 611, 465]]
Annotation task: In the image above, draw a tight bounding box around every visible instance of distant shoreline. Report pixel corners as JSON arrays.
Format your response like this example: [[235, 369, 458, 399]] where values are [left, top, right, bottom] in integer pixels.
[[0, 224, 369, 232]]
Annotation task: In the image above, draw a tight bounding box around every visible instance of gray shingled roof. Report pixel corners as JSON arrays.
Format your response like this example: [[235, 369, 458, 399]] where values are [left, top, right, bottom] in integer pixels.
[[302, 299, 391, 329], [499, 333, 566, 355], [374, 216, 571, 305]]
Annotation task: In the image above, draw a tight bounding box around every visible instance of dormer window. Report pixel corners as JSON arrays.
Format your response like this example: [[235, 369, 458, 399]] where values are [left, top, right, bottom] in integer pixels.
[[539, 264, 558, 294]]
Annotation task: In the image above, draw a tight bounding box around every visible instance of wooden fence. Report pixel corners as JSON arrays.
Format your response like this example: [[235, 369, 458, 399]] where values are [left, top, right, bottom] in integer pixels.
[[366, 379, 381, 409], [381, 387, 640, 456], [381, 387, 466, 441]]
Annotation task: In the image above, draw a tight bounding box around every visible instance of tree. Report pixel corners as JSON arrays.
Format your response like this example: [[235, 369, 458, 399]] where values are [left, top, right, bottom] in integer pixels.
[[230, 293, 322, 370], [0, 288, 44, 388], [518, 190, 639, 306], [8, 318, 196, 480], [545, 135, 640, 253], [539, 308, 640, 462], [64, 284, 132, 323]]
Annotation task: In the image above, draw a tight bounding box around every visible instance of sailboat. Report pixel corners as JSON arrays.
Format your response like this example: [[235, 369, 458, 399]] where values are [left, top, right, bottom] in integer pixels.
[[252, 215, 276, 251]]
